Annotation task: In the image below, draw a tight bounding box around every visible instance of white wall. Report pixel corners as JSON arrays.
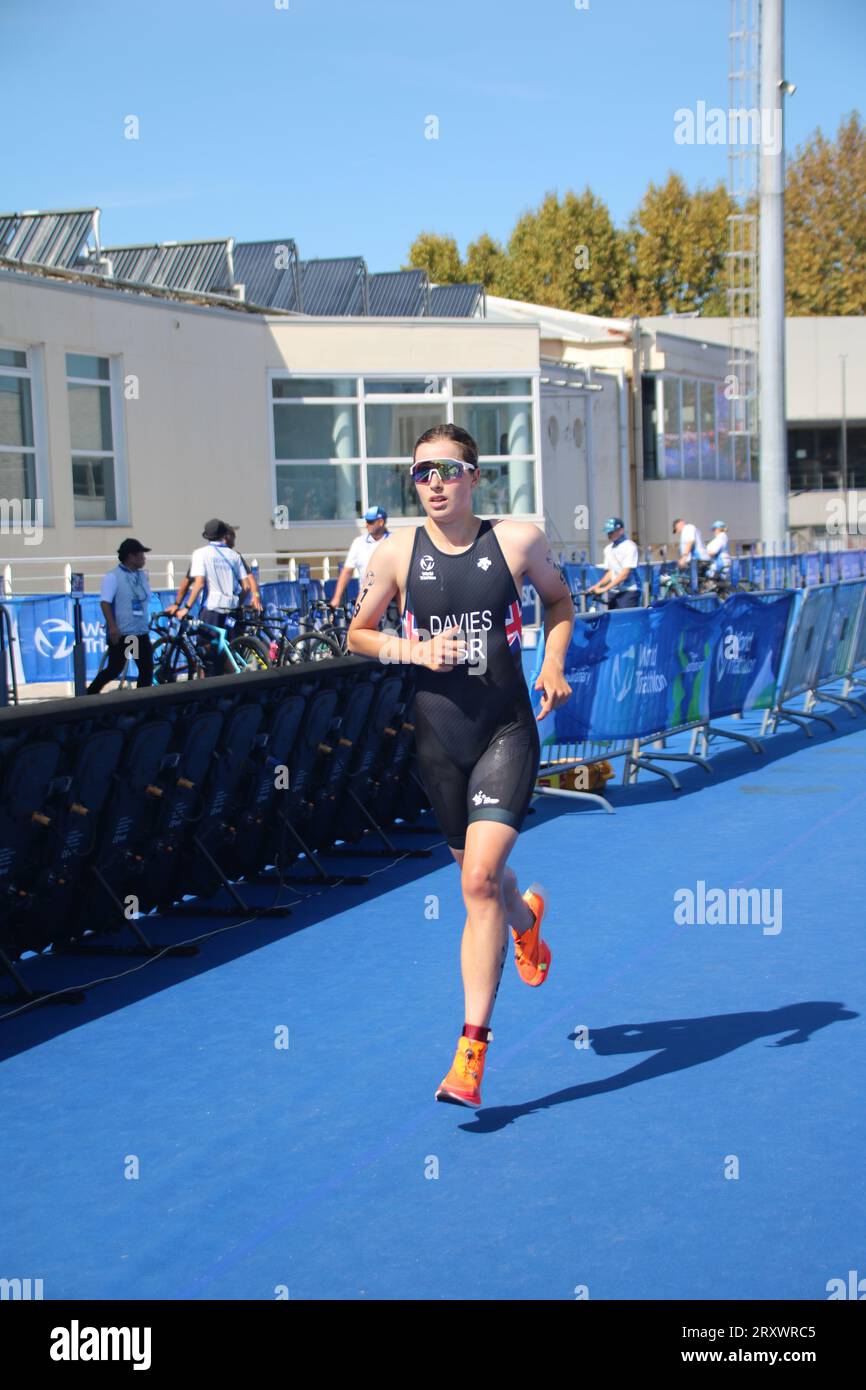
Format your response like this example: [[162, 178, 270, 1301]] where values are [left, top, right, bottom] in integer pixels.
[[0, 271, 540, 583]]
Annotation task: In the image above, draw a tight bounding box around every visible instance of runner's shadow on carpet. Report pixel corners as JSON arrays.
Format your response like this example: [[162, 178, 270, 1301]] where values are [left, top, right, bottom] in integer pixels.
[[461, 1001, 858, 1133]]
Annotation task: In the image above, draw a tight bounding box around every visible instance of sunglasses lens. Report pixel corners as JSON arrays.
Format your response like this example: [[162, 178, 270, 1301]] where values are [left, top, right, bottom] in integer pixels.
[[411, 460, 469, 484]]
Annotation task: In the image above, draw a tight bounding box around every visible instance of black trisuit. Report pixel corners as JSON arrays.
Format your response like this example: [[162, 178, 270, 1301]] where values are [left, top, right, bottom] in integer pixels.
[[402, 518, 541, 850]]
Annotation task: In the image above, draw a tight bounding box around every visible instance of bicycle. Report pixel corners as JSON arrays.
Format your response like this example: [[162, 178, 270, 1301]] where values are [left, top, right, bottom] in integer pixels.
[[231, 603, 344, 664], [150, 612, 271, 682]]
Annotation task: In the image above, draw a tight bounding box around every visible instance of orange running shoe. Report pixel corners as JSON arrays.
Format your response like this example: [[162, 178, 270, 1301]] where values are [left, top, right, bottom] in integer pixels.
[[435, 1036, 489, 1108], [512, 884, 551, 986]]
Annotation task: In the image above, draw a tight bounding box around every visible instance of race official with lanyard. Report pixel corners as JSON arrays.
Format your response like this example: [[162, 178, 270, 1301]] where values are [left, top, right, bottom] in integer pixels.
[[587, 518, 641, 609], [86, 537, 154, 693]]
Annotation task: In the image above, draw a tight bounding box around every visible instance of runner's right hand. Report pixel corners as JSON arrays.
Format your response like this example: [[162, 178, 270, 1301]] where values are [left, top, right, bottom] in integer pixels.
[[423, 625, 467, 671]]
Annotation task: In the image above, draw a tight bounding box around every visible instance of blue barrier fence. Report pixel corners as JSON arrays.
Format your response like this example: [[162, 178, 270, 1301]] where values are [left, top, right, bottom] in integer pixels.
[[561, 549, 866, 602], [532, 579, 866, 747], [2, 579, 356, 686], [530, 591, 797, 743]]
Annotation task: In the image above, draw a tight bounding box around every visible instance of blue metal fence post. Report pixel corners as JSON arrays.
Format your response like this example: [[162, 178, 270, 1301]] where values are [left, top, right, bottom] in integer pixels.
[[72, 596, 87, 695]]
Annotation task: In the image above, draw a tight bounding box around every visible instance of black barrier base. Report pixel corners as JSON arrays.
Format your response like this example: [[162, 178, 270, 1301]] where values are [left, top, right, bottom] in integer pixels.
[[703, 723, 764, 754], [818, 691, 866, 716], [627, 757, 683, 791], [0, 947, 87, 1007], [776, 705, 836, 734]]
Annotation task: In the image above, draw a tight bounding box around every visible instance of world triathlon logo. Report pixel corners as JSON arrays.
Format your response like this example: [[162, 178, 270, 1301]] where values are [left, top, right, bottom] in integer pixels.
[[419, 555, 437, 580], [33, 618, 75, 660], [610, 646, 636, 703]]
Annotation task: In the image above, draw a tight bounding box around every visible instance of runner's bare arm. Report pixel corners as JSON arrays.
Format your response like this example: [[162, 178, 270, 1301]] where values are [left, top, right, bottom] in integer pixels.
[[521, 525, 574, 720], [345, 537, 423, 664]]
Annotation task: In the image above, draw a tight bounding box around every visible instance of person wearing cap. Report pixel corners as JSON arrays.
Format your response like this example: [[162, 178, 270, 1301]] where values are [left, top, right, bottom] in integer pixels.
[[587, 518, 641, 609], [706, 520, 732, 577], [168, 525, 262, 616], [672, 517, 710, 571], [328, 506, 391, 611], [85, 538, 154, 693], [177, 519, 256, 673]]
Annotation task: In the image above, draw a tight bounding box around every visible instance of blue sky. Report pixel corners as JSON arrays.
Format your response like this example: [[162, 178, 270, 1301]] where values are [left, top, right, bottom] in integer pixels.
[[2, 0, 864, 273]]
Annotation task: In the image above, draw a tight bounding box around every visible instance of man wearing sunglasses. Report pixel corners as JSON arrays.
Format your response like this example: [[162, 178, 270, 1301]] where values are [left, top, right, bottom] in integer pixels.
[[347, 424, 574, 1108], [329, 505, 390, 612]]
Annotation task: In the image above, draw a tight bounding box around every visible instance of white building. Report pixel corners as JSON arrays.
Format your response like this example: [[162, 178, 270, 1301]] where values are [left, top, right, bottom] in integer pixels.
[[2, 209, 863, 592]]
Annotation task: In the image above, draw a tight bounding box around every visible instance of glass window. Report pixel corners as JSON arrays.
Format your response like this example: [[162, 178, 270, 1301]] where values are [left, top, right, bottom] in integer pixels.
[[0, 375, 34, 448], [0, 451, 36, 499], [65, 353, 110, 380], [269, 373, 539, 522], [734, 433, 750, 482], [452, 377, 532, 397], [642, 376, 659, 479], [681, 379, 699, 478], [66, 354, 118, 521], [699, 381, 717, 478], [363, 379, 440, 395], [0, 354, 38, 505], [272, 378, 356, 399], [366, 463, 425, 518], [662, 377, 682, 477], [72, 457, 117, 521], [715, 386, 734, 479], [0, 348, 27, 369], [453, 401, 533, 456], [847, 426, 866, 490], [275, 463, 361, 521], [365, 402, 446, 458], [474, 461, 535, 515], [68, 383, 113, 452], [273, 402, 358, 460]]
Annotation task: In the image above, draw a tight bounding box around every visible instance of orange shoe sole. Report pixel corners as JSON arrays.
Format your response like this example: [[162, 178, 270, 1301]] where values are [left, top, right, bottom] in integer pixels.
[[435, 1086, 481, 1108]]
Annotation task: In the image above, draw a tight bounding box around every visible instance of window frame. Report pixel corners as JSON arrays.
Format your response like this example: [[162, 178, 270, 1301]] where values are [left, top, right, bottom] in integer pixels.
[[66, 350, 129, 526], [267, 370, 542, 526], [0, 341, 52, 527]]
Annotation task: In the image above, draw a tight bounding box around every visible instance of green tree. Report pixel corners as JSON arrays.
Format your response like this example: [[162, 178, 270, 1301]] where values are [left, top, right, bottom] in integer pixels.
[[464, 232, 506, 290], [626, 173, 732, 316], [785, 111, 866, 314], [496, 189, 629, 315], [404, 233, 465, 284]]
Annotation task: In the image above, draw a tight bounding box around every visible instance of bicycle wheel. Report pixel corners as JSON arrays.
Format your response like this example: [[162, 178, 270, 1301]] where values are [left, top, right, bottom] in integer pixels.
[[151, 636, 201, 683], [228, 634, 272, 671], [282, 632, 342, 664]]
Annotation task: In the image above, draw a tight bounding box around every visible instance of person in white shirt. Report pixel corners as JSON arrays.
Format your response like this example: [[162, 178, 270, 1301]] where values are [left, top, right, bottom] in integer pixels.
[[176, 518, 257, 673], [329, 505, 391, 610], [673, 517, 710, 570], [587, 518, 641, 609], [706, 521, 732, 576]]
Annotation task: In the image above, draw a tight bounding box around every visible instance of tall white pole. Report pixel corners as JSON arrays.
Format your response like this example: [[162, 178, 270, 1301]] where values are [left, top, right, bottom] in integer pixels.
[[759, 0, 788, 548]]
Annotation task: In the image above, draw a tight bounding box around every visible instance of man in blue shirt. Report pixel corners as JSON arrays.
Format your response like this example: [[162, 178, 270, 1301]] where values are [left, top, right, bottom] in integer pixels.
[[86, 538, 154, 693]]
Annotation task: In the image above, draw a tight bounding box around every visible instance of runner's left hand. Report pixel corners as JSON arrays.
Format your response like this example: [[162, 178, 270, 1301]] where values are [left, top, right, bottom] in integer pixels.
[[534, 661, 572, 722]]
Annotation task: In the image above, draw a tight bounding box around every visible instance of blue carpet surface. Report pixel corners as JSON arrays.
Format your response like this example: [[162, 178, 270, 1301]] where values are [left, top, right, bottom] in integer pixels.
[[2, 699, 864, 1300]]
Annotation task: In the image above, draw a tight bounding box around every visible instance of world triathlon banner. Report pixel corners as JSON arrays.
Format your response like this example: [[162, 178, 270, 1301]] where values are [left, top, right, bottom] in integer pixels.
[[4, 592, 177, 684], [530, 592, 797, 742]]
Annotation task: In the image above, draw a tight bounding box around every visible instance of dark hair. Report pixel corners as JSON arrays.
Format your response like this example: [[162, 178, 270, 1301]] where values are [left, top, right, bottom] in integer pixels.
[[413, 423, 479, 468]]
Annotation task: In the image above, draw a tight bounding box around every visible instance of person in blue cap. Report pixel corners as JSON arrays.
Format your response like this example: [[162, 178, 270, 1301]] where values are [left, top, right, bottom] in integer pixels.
[[329, 505, 391, 611], [706, 520, 732, 578], [587, 518, 641, 609]]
